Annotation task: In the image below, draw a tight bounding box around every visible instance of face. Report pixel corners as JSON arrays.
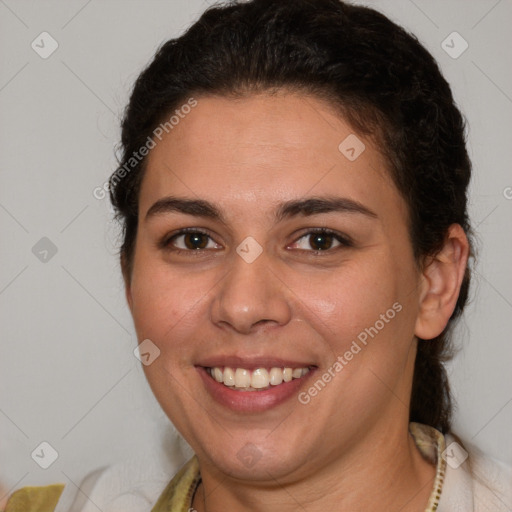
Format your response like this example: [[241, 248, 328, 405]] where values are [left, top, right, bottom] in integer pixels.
[[126, 92, 425, 482]]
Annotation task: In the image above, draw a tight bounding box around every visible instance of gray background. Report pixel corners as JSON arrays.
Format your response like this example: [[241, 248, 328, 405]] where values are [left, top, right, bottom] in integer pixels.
[[1, 0, 511, 504]]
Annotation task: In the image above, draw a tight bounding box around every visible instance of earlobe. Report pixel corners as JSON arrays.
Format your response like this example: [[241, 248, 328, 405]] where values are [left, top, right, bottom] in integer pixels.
[[414, 224, 469, 340]]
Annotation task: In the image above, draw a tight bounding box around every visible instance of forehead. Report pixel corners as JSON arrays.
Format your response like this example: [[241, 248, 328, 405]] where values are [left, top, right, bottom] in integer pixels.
[[140, 92, 404, 222]]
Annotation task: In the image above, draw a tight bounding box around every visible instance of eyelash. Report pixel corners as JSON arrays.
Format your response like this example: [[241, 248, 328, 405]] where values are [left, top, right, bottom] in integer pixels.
[[160, 227, 353, 256]]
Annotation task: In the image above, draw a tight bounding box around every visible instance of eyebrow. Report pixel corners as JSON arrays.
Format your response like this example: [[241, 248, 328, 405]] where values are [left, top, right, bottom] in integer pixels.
[[144, 195, 378, 223]]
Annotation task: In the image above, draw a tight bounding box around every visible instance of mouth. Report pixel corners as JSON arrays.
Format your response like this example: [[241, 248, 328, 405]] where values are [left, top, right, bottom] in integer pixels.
[[205, 366, 311, 391], [196, 360, 316, 412]]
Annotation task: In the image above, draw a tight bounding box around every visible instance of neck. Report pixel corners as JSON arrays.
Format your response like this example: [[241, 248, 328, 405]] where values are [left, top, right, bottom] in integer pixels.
[[192, 421, 437, 512]]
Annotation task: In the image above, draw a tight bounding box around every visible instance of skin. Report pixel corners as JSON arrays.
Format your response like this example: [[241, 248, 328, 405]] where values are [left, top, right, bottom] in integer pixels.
[[125, 91, 469, 511]]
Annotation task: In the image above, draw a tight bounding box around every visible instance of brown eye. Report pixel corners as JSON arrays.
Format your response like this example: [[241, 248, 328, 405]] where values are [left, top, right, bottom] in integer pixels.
[[165, 230, 221, 252], [290, 229, 353, 253], [182, 232, 209, 250], [308, 232, 335, 251]]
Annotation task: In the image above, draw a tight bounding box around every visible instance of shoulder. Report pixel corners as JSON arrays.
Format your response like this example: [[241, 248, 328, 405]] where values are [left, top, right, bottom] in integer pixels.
[[70, 444, 190, 512], [439, 433, 512, 512]]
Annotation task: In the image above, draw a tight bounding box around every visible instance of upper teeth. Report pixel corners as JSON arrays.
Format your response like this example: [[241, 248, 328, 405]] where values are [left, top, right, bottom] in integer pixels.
[[208, 366, 310, 390]]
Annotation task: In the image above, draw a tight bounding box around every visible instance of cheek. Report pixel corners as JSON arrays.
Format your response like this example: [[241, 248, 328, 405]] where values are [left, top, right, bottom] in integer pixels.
[[129, 250, 206, 347], [129, 257, 211, 408], [296, 261, 400, 341]]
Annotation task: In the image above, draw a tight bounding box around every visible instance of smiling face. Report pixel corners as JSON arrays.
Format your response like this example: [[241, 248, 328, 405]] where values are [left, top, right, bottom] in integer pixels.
[[125, 91, 427, 482]]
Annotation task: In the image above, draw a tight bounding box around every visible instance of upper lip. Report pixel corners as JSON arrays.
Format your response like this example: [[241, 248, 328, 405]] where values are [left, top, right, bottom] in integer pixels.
[[196, 355, 315, 370]]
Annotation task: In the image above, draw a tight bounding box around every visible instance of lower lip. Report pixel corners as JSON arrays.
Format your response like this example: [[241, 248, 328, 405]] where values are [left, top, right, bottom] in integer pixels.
[[197, 367, 314, 412]]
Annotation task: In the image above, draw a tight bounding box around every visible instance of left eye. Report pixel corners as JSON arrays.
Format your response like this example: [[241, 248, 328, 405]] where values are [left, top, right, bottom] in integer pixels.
[[290, 230, 351, 252]]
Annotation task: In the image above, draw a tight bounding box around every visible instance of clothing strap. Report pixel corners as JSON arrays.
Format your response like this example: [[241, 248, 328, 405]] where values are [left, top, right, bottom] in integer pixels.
[[410, 422, 447, 511]]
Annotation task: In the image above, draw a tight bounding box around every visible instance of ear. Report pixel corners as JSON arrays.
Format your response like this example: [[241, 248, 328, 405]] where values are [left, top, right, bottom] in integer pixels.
[[121, 253, 134, 312], [414, 224, 469, 340]]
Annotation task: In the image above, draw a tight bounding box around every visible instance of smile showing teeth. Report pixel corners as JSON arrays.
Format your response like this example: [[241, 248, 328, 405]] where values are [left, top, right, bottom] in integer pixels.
[[207, 366, 310, 391]]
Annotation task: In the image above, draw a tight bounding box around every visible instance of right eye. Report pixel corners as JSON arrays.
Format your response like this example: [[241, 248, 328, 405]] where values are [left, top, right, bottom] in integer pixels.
[[163, 229, 222, 253]]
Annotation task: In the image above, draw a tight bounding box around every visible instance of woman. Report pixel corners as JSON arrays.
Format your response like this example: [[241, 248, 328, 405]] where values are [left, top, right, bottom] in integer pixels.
[[5, 0, 511, 510]]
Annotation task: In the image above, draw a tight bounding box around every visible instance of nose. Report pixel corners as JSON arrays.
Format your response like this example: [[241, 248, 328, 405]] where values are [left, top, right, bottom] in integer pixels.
[[210, 246, 292, 335]]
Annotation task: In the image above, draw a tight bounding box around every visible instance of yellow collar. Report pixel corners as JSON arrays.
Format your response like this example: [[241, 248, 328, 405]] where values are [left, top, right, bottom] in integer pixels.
[[3, 484, 64, 512]]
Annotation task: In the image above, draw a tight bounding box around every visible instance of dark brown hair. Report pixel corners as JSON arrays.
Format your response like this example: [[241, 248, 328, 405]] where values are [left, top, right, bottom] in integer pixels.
[[110, 0, 472, 433]]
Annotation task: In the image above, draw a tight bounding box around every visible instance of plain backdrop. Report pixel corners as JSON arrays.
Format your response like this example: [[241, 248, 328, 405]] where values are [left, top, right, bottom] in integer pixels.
[[1, 0, 511, 505]]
